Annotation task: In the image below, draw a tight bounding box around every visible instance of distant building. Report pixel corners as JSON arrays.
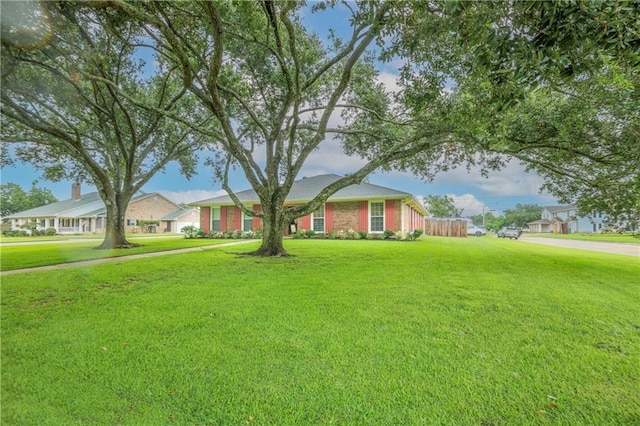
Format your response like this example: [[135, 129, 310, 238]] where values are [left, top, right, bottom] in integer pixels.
[[527, 205, 613, 233], [3, 184, 192, 234]]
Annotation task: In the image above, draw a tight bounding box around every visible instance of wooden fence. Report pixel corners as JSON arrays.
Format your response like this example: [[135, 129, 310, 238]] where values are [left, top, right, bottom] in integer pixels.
[[424, 218, 467, 237]]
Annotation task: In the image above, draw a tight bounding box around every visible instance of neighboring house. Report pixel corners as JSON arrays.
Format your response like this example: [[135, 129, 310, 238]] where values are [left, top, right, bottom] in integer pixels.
[[527, 205, 609, 234], [4, 183, 187, 234], [190, 174, 427, 236], [161, 208, 200, 233]]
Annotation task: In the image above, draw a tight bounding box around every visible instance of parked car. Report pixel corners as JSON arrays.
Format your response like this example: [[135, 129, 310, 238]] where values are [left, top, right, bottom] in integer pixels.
[[467, 225, 487, 237], [498, 227, 522, 239]]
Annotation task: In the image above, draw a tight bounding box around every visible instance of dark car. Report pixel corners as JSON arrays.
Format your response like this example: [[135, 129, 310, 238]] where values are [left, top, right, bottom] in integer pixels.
[[498, 227, 522, 239]]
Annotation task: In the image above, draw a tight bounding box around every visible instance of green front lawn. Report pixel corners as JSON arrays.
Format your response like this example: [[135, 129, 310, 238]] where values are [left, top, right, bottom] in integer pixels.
[[0, 232, 183, 244], [0, 237, 244, 271], [525, 232, 639, 244], [2, 238, 638, 424]]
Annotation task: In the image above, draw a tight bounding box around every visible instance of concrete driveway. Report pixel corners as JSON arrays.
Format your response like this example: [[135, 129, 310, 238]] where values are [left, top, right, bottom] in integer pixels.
[[519, 236, 640, 258]]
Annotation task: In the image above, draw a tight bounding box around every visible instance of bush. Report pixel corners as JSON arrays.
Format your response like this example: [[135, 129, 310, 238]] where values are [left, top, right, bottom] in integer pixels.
[[305, 229, 316, 238], [383, 230, 395, 240], [45, 227, 57, 236], [181, 225, 200, 239]]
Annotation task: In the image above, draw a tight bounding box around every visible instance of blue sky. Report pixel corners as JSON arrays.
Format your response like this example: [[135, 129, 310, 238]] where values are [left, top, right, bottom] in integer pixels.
[[0, 2, 559, 217]]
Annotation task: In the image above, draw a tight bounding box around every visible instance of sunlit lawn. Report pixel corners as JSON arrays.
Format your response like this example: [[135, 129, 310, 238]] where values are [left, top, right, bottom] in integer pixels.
[[525, 232, 639, 244], [0, 236, 243, 271], [2, 238, 638, 424], [0, 232, 182, 244]]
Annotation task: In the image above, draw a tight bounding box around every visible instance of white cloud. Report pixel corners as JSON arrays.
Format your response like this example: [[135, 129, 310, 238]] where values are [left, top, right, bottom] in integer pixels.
[[375, 71, 401, 93], [159, 189, 226, 205], [446, 193, 487, 217]]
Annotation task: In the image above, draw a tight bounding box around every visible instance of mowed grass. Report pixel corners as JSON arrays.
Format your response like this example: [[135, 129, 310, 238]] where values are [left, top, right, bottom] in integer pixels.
[[2, 238, 639, 425], [526, 232, 639, 244], [0, 237, 242, 271]]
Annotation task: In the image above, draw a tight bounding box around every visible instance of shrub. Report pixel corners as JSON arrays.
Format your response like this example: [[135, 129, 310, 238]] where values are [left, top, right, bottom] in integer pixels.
[[358, 231, 368, 239], [383, 230, 395, 240], [305, 229, 316, 238], [45, 227, 57, 236], [181, 225, 201, 239]]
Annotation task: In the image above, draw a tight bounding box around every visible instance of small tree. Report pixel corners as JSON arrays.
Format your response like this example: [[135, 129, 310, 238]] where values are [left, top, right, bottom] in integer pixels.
[[423, 195, 462, 218]]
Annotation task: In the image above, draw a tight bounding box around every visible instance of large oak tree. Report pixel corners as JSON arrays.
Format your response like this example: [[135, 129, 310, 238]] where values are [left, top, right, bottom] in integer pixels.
[[80, 0, 462, 256], [1, 1, 212, 248]]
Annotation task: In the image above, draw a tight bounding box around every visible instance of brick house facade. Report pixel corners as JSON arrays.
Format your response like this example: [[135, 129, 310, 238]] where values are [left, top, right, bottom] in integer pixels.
[[191, 175, 427, 236]]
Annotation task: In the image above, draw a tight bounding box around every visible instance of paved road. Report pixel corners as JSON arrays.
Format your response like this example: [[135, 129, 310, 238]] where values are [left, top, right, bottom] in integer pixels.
[[519, 236, 640, 258]]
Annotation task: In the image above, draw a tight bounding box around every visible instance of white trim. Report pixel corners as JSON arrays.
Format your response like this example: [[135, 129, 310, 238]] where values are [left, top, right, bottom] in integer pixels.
[[368, 200, 385, 233], [311, 204, 325, 232], [210, 207, 221, 232], [241, 211, 253, 232]]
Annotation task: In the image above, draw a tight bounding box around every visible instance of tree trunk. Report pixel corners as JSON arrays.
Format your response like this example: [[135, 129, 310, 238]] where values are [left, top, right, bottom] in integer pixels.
[[248, 202, 289, 257], [94, 198, 139, 250]]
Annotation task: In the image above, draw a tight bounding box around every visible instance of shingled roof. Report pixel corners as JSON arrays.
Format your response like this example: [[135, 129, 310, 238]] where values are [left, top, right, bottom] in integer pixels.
[[5, 191, 159, 219], [544, 205, 577, 213], [190, 174, 426, 214]]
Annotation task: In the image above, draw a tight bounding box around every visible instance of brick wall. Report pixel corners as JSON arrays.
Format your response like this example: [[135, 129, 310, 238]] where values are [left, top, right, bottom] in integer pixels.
[[331, 201, 361, 231], [125, 194, 180, 233]]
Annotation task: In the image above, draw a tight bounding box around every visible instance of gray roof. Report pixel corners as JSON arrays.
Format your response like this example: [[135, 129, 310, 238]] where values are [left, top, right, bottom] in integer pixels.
[[161, 208, 199, 220], [5, 191, 156, 219], [191, 174, 426, 213], [544, 205, 577, 213]]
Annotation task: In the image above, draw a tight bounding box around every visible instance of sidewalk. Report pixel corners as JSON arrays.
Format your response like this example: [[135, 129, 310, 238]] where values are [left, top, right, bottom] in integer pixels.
[[0, 240, 256, 276]]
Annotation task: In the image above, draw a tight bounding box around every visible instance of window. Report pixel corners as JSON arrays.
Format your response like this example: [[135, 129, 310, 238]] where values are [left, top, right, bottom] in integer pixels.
[[242, 211, 253, 231], [211, 207, 221, 231], [312, 205, 325, 232], [126, 219, 138, 226], [370, 201, 384, 232]]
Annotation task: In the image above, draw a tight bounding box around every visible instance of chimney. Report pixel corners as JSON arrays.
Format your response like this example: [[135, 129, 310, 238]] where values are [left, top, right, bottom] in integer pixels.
[[72, 183, 81, 200]]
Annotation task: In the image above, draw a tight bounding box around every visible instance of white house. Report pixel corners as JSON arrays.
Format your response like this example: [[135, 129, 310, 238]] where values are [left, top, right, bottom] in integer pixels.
[[527, 205, 610, 234]]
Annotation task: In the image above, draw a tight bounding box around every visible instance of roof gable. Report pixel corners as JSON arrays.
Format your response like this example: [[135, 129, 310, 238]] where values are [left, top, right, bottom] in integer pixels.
[[191, 174, 413, 206]]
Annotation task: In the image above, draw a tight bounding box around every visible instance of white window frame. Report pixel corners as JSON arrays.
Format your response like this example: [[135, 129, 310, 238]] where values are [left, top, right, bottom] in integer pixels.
[[369, 200, 385, 233], [241, 211, 253, 232], [211, 207, 221, 231], [312, 205, 325, 232]]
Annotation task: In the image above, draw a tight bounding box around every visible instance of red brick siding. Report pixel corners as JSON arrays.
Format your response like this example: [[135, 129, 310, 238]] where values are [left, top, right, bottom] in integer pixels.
[[233, 207, 241, 230], [220, 206, 227, 231], [252, 204, 262, 231], [301, 215, 311, 230], [325, 203, 334, 231], [385, 200, 396, 230], [201, 207, 211, 232], [358, 201, 369, 232]]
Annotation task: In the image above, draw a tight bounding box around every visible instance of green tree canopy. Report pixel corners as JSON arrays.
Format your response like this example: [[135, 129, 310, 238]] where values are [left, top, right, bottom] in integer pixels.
[[423, 195, 462, 218], [0, 181, 57, 217], [1, 1, 212, 248], [504, 204, 543, 228]]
